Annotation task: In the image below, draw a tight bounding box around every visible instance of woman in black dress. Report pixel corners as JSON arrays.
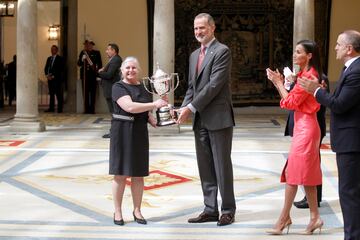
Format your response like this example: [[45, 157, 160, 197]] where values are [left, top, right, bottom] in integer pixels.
[[110, 56, 168, 225]]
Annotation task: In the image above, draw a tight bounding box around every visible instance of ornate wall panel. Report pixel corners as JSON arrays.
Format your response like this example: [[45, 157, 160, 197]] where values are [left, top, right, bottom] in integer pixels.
[[173, 0, 330, 106]]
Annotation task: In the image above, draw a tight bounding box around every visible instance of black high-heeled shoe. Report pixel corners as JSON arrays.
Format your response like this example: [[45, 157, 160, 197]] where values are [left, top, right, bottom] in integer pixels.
[[133, 212, 147, 225], [113, 213, 124, 226]]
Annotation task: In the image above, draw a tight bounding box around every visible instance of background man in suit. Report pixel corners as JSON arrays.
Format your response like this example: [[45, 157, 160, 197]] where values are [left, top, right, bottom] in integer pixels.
[[6, 55, 16, 107], [44, 45, 64, 113], [285, 74, 329, 209], [177, 13, 236, 226], [299, 30, 360, 240], [98, 43, 122, 138], [77, 40, 102, 114]]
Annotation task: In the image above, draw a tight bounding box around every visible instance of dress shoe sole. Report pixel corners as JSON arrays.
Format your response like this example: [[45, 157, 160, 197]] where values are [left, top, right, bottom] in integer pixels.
[[188, 217, 219, 223]]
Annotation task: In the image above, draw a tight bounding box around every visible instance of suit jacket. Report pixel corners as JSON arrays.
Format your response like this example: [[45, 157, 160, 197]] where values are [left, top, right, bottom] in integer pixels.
[[182, 39, 235, 131], [44, 55, 64, 82], [6, 61, 16, 85], [316, 57, 360, 153], [98, 55, 122, 98]]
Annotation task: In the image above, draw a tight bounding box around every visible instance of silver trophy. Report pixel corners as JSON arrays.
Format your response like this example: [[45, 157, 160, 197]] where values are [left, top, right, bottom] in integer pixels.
[[143, 63, 179, 126]]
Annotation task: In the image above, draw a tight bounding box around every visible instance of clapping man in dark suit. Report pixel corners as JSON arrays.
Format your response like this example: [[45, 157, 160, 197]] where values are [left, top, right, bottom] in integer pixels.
[[299, 30, 360, 240], [44, 45, 65, 113], [177, 13, 236, 226], [98, 43, 122, 138]]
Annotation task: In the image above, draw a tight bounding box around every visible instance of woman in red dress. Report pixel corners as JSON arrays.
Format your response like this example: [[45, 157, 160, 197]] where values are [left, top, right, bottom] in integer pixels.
[[265, 40, 324, 235]]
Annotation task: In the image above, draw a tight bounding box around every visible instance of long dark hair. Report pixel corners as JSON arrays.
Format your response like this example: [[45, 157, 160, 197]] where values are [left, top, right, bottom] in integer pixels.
[[297, 40, 323, 83]]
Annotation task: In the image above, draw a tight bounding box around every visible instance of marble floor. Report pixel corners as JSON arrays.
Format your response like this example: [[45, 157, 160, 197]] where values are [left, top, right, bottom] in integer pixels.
[[0, 109, 344, 239]]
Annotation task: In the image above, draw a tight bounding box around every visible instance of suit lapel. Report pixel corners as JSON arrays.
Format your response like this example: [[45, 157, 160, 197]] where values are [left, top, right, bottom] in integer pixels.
[[334, 69, 346, 95], [104, 56, 114, 71], [197, 40, 217, 77], [334, 57, 360, 95], [191, 51, 199, 87]]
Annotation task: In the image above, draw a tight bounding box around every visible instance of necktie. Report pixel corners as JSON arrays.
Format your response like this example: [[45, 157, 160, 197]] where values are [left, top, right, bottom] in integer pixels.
[[50, 56, 56, 68], [197, 46, 206, 73], [48, 56, 55, 74]]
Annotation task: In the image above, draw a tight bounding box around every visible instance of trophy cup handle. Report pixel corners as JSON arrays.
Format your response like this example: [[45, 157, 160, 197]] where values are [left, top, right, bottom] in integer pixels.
[[172, 73, 180, 91], [142, 77, 155, 95]]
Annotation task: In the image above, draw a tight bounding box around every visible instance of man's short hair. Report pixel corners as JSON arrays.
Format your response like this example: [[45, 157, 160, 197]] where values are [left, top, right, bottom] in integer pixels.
[[194, 13, 215, 26], [108, 43, 119, 54], [343, 30, 360, 53]]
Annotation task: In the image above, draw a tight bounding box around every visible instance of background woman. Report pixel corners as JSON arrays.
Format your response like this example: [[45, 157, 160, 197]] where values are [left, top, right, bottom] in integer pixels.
[[265, 40, 324, 235], [110, 56, 167, 225]]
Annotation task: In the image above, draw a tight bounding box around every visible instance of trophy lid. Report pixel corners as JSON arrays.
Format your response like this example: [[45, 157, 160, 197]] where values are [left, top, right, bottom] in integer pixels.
[[153, 62, 168, 79]]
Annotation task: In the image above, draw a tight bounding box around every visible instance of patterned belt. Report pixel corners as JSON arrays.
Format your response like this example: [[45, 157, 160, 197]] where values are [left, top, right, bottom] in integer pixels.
[[112, 114, 134, 121]]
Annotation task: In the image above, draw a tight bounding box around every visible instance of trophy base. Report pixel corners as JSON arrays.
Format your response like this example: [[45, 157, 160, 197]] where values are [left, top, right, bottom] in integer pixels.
[[156, 119, 177, 127]]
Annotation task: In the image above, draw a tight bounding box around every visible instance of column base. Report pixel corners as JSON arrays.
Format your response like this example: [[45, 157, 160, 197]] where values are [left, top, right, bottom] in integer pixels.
[[10, 119, 46, 132]]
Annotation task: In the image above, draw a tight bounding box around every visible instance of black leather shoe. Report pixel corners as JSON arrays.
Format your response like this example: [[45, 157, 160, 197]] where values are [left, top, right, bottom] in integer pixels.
[[217, 213, 235, 226], [44, 109, 54, 113], [113, 214, 124, 226], [133, 212, 147, 225], [294, 197, 320, 209], [102, 133, 111, 138], [188, 212, 219, 223]]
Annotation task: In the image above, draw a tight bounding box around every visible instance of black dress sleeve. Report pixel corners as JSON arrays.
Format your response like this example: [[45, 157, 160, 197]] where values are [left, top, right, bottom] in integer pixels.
[[112, 82, 130, 102]]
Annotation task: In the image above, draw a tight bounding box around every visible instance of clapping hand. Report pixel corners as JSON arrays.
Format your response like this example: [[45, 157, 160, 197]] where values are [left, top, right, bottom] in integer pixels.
[[266, 68, 284, 86], [298, 74, 322, 94]]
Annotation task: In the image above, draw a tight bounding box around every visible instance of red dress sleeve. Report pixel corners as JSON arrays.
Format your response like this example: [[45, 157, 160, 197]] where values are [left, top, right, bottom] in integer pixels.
[[280, 67, 320, 114]]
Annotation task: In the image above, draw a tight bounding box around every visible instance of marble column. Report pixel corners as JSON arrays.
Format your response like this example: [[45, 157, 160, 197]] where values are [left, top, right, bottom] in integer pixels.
[[153, 0, 175, 104], [61, 0, 78, 113], [293, 0, 315, 48], [10, 0, 45, 132]]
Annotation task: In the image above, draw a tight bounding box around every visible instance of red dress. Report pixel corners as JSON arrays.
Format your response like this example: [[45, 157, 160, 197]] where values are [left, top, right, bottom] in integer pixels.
[[280, 67, 322, 186]]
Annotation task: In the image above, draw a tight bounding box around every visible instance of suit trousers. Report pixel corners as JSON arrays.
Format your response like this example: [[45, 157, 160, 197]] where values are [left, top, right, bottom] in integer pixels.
[[106, 97, 114, 113], [193, 114, 236, 215], [82, 74, 97, 114], [48, 80, 63, 112], [336, 152, 360, 240], [105, 97, 113, 133]]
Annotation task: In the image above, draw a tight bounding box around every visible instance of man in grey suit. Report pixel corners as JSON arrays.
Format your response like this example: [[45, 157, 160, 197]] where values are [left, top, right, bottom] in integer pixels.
[[98, 43, 122, 138], [299, 30, 360, 240], [177, 13, 236, 226]]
